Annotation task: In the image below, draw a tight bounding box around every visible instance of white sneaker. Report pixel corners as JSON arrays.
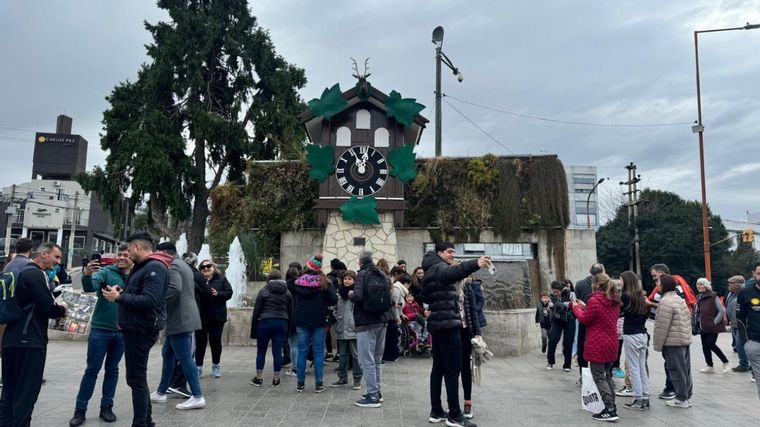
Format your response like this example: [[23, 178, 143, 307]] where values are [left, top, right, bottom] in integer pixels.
[[176, 396, 206, 410], [699, 366, 714, 373], [722, 363, 730, 373], [546, 364, 554, 370], [150, 391, 167, 403]]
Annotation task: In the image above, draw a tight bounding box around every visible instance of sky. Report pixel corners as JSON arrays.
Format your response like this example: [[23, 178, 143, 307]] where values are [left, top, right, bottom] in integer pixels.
[[1, 0, 759, 224]]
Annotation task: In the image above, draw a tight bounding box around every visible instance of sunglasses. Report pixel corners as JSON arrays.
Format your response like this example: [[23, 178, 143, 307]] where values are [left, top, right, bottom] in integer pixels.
[[200, 264, 213, 270]]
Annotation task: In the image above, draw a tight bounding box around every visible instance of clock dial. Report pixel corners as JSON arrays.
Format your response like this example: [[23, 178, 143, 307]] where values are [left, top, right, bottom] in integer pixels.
[[335, 145, 389, 197]]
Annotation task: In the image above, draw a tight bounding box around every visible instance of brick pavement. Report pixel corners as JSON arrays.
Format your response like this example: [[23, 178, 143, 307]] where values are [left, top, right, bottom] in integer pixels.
[[21, 330, 760, 426]]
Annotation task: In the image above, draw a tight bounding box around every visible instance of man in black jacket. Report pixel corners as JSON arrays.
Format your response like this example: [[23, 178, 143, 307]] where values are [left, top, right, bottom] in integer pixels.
[[103, 232, 171, 427], [0, 242, 67, 426], [421, 242, 489, 427], [574, 262, 604, 383]]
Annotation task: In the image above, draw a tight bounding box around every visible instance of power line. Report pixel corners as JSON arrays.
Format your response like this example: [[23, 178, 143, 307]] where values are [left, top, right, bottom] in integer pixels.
[[442, 98, 516, 155], [443, 94, 693, 128]]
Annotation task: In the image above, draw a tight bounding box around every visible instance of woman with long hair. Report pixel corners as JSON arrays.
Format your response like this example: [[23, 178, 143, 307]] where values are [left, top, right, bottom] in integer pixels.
[[619, 271, 651, 410], [249, 270, 292, 387], [456, 278, 482, 419], [572, 273, 621, 422], [410, 267, 424, 298], [291, 255, 337, 393], [695, 278, 729, 373], [194, 259, 233, 378]]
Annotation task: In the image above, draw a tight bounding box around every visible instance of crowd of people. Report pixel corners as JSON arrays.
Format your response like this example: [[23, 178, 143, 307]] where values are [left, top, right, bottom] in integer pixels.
[[536, 261, 760, 422]]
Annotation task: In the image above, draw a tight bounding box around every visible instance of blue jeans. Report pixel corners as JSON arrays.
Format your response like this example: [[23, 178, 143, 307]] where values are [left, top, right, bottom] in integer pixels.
[[297, 326, 326, 383], [158, 332, 202, 398], [357, 324, 386, 398], [288, 334, 299, 370], [256, 319, 288, 372], [732, 328, 750, 369], [75, 328, 124, 410]]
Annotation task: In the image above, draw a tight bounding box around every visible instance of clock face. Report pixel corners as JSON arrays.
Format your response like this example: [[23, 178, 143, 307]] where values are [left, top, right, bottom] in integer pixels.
[[335, 145, 389, 197]]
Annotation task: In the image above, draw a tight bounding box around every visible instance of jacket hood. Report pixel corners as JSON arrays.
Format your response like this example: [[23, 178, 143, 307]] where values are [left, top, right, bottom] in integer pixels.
[[145, 252, 174, 268], [266, 279, 288, 294], [590, 290, 620, 308], [422, 251, 444, 270]]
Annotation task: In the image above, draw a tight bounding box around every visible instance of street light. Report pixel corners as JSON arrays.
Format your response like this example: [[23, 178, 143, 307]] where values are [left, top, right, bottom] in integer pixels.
[[432, 26, 464, 157], [694, 22, 759, 280], [587, 177, 608, 229]]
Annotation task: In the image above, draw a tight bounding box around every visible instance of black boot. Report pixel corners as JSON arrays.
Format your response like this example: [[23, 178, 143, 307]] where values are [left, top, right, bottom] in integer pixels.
[[100, 405, 117, 422], [69, 409, 86, 427]]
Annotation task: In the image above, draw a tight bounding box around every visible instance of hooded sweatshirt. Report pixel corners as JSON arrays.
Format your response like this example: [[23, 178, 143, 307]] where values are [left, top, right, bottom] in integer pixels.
[[250, 279, 292, 338], [292, 273, 337, 328], [572, 291, 621, 363], [116, 252, 172, 335]]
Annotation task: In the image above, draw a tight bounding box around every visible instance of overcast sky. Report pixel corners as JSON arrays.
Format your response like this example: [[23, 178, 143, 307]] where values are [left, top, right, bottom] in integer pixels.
[[1, 0, 758, 223]]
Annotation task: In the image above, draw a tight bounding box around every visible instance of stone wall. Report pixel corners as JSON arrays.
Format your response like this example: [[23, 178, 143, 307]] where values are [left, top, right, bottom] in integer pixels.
[[321, 211, 397, 272]]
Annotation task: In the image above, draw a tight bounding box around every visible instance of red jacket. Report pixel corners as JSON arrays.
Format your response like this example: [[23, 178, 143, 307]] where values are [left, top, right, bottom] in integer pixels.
[[647, 274, 697, 313], [573, 291, 621, 363]]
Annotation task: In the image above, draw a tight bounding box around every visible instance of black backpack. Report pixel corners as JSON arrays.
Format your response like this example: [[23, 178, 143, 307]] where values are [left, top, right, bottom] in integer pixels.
[[362, 267, 392, 314], [0, 269, 35, 325]]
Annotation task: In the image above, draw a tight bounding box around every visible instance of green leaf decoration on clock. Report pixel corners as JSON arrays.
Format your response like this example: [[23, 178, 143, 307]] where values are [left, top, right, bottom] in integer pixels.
[[307, 83, 349, 120], [387, 143, 417, 182], [340, 196, 381, 225], [306, 144, 335, 182], [384, 90, 425, 127]]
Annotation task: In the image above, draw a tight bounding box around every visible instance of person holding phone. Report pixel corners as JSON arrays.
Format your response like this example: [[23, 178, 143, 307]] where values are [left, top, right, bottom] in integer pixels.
[[69, 243, 133, 427]]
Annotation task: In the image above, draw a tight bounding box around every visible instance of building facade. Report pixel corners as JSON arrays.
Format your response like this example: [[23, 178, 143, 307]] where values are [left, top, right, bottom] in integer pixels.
[[565, 165, 600, 229]]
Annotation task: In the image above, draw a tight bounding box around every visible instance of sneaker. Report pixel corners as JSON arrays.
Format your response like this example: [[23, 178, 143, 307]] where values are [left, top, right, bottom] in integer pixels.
[[732, 365, 751, 372], [612, 367, 625, 378], [285, 369, 297, 376], [699, 366, 715, 373], [250, 377, 263, 387], [665, 399, 690, 409], [99, 405, 117, 422], [69, 409, 86, 427], [176, 396, 206, 410], [167, 386, 191, 398], [546, 364, 554, 370], [378, 392, 383, 402], [615, 387, 633, 397], [446, 415, 477, 427], [658, 390, 676, 400], [623, 399, 645, 411], [428, 410, 447, 423], [325, 352, 334, 360], [563, 367, 571, 372], [352, 381, 362, 390], [212, 364, 221, 378], [722, 362, 730, 373], [575, 378, 582, 387], [297, 382, 305, 393], [272, 378, 281, 387], [330, 379, 348, 388], [641, 399, 650, 410], [150, 391, 167, 403], [591, 408, 619, 421], [355, 394, 381, 408], [314, 383, 326, 393], [463, 402, 474, 419]]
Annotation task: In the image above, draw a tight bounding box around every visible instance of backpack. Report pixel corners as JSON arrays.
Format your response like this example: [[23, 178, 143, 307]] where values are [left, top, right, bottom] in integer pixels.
[[362, 267, 392, 314], [0, 267, 38, 326]]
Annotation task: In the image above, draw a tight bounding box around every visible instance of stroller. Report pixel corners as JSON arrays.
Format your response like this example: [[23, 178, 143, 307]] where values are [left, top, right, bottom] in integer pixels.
[[399, 313, 432, 358]]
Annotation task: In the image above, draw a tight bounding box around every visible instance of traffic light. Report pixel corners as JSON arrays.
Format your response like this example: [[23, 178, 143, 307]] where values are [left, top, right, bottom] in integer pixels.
[[742, 229, 754, 243]]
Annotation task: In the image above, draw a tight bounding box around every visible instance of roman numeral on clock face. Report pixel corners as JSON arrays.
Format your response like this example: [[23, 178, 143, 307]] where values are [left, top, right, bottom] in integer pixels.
[[336, 168, 344, 173], [346, 184, 355, 193], [379, 169, 388, 174], [338, 177, 347, 185], [358, 188, 364, 196], [376, 178, 385, 186]]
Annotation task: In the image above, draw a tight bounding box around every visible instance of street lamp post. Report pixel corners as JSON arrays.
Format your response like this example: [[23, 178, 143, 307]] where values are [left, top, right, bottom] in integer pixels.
[[693, 22, 759, 280], [432, 26, 464, 157], [587, 177, 607, 229]]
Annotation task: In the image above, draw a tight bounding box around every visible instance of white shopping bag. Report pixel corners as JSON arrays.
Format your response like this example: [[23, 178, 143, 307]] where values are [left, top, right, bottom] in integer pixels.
[[580, 367, 606, 413]]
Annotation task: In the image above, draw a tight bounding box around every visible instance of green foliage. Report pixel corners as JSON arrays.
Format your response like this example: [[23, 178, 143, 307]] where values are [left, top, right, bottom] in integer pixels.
[[78, 0, 307, 251], [387, 143, 417, 182], [596, 188, 731, 290], [305, 144, 335, 182], [341, 196, 381, 225], [384, 90, 425, 127], [467, 155, 499, 189], [713, 242, 760, 294], [307, 83, 349, 120]]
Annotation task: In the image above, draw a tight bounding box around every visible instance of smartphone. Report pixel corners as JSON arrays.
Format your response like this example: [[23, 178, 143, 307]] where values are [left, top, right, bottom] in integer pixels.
[[91, 253, 101, 262], [487, 260, 497, 275], [570, 291, 577, 301]]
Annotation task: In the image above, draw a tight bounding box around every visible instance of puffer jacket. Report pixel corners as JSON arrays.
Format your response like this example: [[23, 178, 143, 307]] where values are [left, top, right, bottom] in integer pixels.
[[420, 251, 480, 332], [461, 283, 481, 339], [697, 291, 726, 334], [653, 291, 692, 351], [250, 279, 292, 339], [195, 272, 233, 323], [572, 291, 620, 363], [117, 252, 172, 334], [292, 274, 337, 329], [335, 293, 357, 340]]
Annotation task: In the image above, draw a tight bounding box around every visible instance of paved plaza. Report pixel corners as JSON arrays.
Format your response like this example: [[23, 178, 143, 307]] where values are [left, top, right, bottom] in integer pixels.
[[25, 331, 760, 426]]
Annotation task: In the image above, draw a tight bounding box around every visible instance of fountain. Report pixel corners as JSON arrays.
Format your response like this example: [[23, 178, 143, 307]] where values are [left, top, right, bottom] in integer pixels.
[[197, 243, 211, 264], [225, 236, 247, 307], [175, 233, 188, 257]]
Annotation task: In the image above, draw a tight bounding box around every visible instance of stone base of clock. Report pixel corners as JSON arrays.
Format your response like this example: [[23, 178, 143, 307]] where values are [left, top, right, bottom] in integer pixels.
[[321, 210, 398, 272]]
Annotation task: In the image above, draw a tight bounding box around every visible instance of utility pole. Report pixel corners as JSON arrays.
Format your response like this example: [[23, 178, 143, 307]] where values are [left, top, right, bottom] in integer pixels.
[[621, 163, 643, 279], [66, 191, 79, 271], [4, 184, 16, 255]]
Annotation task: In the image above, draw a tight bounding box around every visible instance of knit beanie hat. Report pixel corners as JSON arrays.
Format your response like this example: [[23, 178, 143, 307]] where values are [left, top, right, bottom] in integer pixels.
[[306, 254, 323, 271]]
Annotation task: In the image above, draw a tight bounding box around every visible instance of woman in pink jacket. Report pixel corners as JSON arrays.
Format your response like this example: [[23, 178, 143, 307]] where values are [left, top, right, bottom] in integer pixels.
[[572, 273, 622, 422]]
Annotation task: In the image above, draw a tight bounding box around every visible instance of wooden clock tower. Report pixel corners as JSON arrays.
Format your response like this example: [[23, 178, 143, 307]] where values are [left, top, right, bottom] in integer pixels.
[[299, 75, 428, 269]]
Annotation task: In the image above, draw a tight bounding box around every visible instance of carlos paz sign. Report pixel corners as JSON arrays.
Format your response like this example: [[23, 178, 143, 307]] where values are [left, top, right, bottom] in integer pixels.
[[24, 201, 66, 229]]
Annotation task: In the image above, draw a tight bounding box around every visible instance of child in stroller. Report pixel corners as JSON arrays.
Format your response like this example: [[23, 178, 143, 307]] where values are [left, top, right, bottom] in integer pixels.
[[400, 293, 431, 356]]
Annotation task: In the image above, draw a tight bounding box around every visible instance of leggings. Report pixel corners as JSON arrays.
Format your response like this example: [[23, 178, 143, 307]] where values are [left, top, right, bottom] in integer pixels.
[[700, 332, 728, 367], [460, 328, 473, 401], [195, 320, 225, 366]]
